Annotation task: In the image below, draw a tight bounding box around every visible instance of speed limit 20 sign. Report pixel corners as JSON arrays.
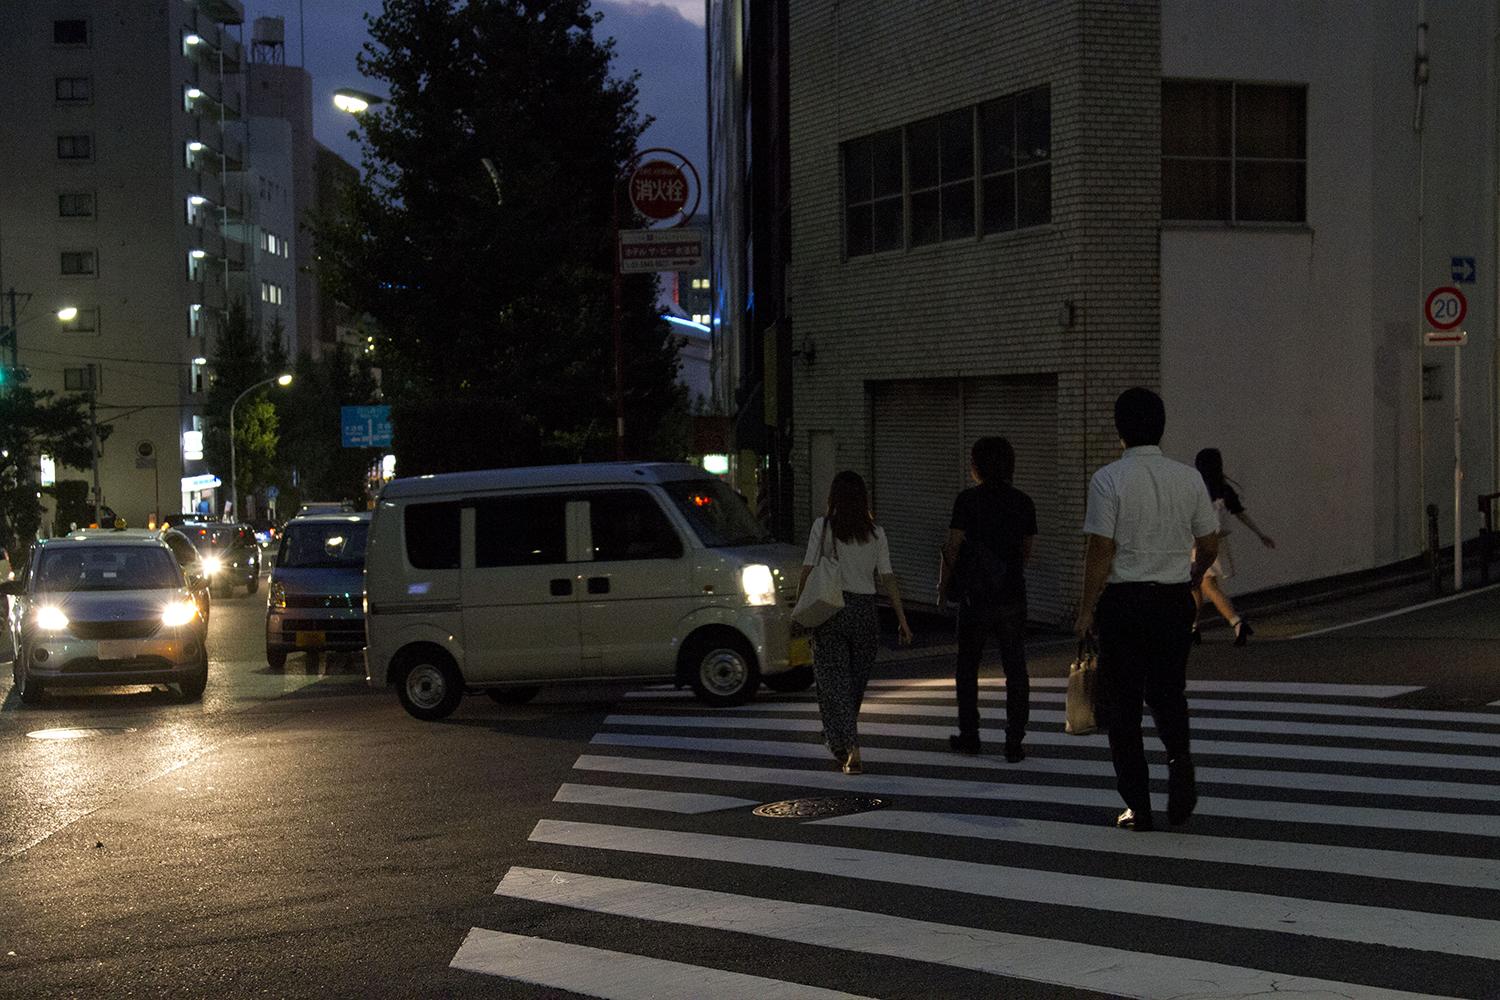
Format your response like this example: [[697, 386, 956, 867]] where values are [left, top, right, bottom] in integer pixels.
[[1426, 286, 1468, 331]]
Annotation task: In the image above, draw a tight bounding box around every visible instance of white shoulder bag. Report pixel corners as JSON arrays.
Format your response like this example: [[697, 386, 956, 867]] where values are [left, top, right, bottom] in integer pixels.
[[791, 520, 844, 628]]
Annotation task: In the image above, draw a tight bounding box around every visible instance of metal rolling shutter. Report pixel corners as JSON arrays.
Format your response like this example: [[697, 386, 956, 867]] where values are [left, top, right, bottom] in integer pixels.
[[871, 380, 961, 607], [961, 376, 1064, 623]]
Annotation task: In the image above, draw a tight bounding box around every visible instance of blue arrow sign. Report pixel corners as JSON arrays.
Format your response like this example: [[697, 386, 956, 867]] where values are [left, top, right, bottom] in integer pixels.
[[341, 405, 392, 448], [1451, 256, 1476, 284]]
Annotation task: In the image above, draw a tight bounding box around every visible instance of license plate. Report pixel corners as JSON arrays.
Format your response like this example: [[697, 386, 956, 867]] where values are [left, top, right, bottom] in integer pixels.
[[295, 631, 326, 648], [789, 636, 812, 667], [97, 640, 137, 660]]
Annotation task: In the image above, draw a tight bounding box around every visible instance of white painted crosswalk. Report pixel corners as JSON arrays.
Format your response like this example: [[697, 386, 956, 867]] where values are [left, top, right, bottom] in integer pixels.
[[452, 679, 1500, 998]]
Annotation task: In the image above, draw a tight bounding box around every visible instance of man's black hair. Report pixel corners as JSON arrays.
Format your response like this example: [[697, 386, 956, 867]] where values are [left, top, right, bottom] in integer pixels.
[[970, 436, 1015, 484], [1114, 387, 1166, 447]]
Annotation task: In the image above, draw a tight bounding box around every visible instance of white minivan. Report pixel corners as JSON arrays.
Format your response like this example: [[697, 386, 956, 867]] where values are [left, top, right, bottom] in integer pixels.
[[364, 462, 812, 720]]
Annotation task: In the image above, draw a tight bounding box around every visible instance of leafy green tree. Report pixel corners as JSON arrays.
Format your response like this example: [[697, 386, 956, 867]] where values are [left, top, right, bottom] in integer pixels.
[[204, 298, 280, 515], [0, 387, 100, 558], [274, 344, 382, 510], [315, 0, 687, 474]]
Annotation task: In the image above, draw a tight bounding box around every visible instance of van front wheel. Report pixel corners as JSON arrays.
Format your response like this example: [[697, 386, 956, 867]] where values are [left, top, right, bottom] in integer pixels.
[[687, 635, 759, 707], [396, 657, 464, 721]]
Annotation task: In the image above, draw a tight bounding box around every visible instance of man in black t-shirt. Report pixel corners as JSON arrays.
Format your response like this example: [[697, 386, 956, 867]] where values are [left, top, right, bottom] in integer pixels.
[[940, 436, 1037, 762]]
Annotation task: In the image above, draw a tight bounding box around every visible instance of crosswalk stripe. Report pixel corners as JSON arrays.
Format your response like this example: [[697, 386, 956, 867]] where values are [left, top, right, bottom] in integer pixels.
[[528, 820, 1500, 960], [449, 926, 873, 999], [603, 712, 1500, 774], [811, 809, 1500, 891], [859, 690, 1500, 727], [572, 753, 1500, 837], [495, 867, 1445, 1000], [720, 701, 1500, 749], [589, 731, 1500, 803], [862, 678, 1424, 698], [553, 783, 757, 814]]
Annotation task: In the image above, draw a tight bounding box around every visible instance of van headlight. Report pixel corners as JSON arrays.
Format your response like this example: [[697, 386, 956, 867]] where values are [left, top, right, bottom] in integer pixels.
[[201, 555, 224, 575], [35, 606, 70, 631], [740, 564, 776, 606], [268, 580, 287, 609], [161, 600, 199, 627]]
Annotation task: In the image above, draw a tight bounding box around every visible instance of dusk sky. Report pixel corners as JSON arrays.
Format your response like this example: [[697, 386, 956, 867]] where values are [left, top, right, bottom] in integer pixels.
[[244, 0, 707, 176]]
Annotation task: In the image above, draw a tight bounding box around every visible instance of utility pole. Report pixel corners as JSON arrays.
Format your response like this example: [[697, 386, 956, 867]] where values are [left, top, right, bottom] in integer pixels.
[[88, 364, 102, 528]]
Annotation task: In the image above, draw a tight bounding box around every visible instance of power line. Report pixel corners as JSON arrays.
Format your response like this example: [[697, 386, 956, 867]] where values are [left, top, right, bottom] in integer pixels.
[[19, 345, 199, 368]]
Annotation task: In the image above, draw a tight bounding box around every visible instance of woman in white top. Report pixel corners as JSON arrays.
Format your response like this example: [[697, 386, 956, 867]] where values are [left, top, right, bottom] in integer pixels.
[[799, 471, 913, 774]]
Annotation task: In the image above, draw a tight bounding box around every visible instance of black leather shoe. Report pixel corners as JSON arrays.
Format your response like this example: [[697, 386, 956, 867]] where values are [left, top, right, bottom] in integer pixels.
[[948, 734, 982, 755], [1116, 808, 1153, 831], [1234, 621, 1254, 646], [1191, 627, 1202, 646], [1004, 742, 1025, 763], [1168, 759, 1198, 825]]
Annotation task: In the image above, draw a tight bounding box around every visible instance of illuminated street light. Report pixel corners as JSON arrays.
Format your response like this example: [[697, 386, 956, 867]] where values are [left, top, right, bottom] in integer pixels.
[[184, 33, 202, 46], [56, 307, 78, 322], [332, 88, 384, 115], [188, 141, 205, 152], [186, 87, 203, 99], [276, 373, 293, 387]]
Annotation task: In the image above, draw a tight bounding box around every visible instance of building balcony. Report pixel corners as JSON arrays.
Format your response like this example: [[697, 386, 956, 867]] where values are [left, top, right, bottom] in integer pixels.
[[195, 0, 245, 26], [191, 280, 228, 312], [224, 239, 247, 272], [220, 35, 243, 73], [192, 169, 225, 207]]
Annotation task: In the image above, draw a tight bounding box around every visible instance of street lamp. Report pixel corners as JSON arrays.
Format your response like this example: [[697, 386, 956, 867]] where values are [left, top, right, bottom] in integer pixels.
[[0, 289, 79, 373], [228, 374, 293, 521], [332, 88, 383, 115]]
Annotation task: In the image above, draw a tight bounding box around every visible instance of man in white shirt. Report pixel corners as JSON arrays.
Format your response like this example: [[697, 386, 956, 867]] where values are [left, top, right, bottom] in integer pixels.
[[1077, 388, 1219, 832]]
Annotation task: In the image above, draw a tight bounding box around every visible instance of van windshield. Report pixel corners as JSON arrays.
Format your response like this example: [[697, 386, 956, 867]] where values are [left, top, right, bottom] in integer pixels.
[[278, 522, 369, 569], [662, 481, 771, 548]]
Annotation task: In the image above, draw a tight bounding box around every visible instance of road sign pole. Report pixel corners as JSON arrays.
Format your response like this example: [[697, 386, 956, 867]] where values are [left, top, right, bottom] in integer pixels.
[[612, 175, 625, 461], [1454, 344, 1463, 592]]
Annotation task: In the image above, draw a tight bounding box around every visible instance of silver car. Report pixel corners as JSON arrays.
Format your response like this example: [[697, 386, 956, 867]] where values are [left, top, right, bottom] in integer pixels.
[[4, 536, 209, 704]]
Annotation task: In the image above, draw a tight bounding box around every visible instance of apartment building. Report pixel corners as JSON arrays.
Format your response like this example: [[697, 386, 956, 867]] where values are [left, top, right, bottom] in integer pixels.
[[711, 0, 1499, 622]]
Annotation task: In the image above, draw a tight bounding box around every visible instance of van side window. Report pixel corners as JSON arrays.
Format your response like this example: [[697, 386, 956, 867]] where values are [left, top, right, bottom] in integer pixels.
[[474, 496, 566, 567], [406, 502, 460, 569], [587, 491, 683, 561]]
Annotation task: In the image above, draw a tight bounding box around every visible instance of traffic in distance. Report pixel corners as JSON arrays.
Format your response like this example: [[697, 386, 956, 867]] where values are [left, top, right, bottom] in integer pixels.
[[6, 465, 814, 721]]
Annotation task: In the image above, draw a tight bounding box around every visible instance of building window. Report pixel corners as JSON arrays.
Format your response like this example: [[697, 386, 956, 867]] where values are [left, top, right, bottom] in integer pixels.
[[191, 359, 207, 394], [842, 86, 1050, 258], [1162, 81, 1307, 223], [260, 280, 283, 305], [64, 367, 95, 391], [53, 19, 88, 45], [60, 250, 96, 276], [58, 192, 95, 217], [62, 307, 98, 333], [842, 129, 904, 256], [907, 108, 977, 247], [55, 76, 91, 102], [188, 304, 203, 338], [57, 134, 93, 160], [979, 87, 1052, 234]]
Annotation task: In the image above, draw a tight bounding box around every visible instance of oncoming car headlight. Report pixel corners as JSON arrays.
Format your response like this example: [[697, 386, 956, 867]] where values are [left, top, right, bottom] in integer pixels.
[[161, 600, 199, 627], [740, 564, 776, 606], [201, 555, 224, 575], [35, 606, 70, 631]]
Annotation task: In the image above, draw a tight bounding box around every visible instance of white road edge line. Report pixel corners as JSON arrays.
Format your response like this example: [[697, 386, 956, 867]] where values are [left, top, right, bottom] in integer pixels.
[[450, 927, 873, 1000], [1279, 582, 1500, 640]]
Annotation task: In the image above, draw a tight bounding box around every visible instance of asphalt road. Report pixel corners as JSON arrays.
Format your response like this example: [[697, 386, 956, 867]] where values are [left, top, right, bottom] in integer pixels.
[[1, 583, 1499, 998]]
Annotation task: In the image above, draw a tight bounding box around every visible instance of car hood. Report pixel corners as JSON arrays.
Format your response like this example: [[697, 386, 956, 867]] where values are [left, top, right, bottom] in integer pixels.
[[33, 588, 190, 621], [273, 566, 365, 595]]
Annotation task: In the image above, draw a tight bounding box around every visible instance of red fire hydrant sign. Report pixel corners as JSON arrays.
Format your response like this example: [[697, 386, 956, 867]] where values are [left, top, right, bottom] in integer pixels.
[[629, 160, 689, 220]]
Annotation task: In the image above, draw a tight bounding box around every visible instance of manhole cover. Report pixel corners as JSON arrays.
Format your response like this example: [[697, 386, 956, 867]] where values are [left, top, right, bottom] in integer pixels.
[[753, 795, 887, 819], [26, 727, 137, 741]]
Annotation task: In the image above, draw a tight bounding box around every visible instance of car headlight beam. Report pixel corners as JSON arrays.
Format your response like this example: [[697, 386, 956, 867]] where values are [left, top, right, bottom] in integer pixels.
[[161, 600, 199, 627], [740, 564, 776, 606], [201, 555, 224, 575], [35, 606, 70, 631]]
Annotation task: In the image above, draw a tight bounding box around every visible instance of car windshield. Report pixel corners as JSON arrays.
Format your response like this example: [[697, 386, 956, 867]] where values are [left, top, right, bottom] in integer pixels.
[[36, 546, 181, 592], [278, 523, 369, 569], [661, 480, 771, 547]]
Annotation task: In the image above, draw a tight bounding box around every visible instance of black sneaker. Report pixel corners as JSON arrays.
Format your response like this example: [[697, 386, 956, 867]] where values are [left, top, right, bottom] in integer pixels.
[[948, 734, 982, 755]]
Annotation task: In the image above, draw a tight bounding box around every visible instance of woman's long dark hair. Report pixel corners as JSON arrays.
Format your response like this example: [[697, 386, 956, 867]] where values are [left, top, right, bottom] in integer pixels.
[[825, 470, 876, 545], [1195, 447, 1241, 504]]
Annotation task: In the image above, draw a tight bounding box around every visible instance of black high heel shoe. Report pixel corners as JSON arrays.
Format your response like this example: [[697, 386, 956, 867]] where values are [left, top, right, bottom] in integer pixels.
[[1191, 627, 1202, 646], [1234, 620, 1254, 646]]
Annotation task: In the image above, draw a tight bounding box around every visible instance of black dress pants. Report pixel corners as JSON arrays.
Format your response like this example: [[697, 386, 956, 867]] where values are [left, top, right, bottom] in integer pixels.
[[955, 601, 1028, 745], [1096, 582, 1196, 813]]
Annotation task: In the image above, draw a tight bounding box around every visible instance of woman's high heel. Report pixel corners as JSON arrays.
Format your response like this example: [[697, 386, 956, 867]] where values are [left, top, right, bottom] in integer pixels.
[[841, 746, 863, 775], [1234, 620, 1254, 646], [1191, 627, 1202, 646]]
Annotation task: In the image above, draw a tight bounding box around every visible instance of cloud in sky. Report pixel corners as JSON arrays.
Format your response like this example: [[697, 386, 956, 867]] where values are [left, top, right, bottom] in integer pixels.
[[242, 1, 705, 178]]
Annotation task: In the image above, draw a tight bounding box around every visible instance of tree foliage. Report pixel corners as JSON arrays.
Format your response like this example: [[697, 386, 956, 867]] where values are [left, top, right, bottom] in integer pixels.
[[204, 298, 280, 514], [274, 345, 383, 509], [0, 387, 99, 555], [315, 0, 686, 474]]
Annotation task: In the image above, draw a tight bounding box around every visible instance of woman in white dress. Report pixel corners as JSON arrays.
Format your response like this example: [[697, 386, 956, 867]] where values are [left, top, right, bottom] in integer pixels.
[[1193, 448, 1276, 645]]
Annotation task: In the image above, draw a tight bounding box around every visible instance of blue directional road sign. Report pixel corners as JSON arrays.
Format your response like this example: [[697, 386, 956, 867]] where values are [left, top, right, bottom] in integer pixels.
[[341, 405, 393, 448], [1451, 256, 1476, 284]]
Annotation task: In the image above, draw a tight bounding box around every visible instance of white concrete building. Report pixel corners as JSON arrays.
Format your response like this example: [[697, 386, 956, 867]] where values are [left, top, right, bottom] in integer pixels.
[[777, 0, 1500, 622]]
